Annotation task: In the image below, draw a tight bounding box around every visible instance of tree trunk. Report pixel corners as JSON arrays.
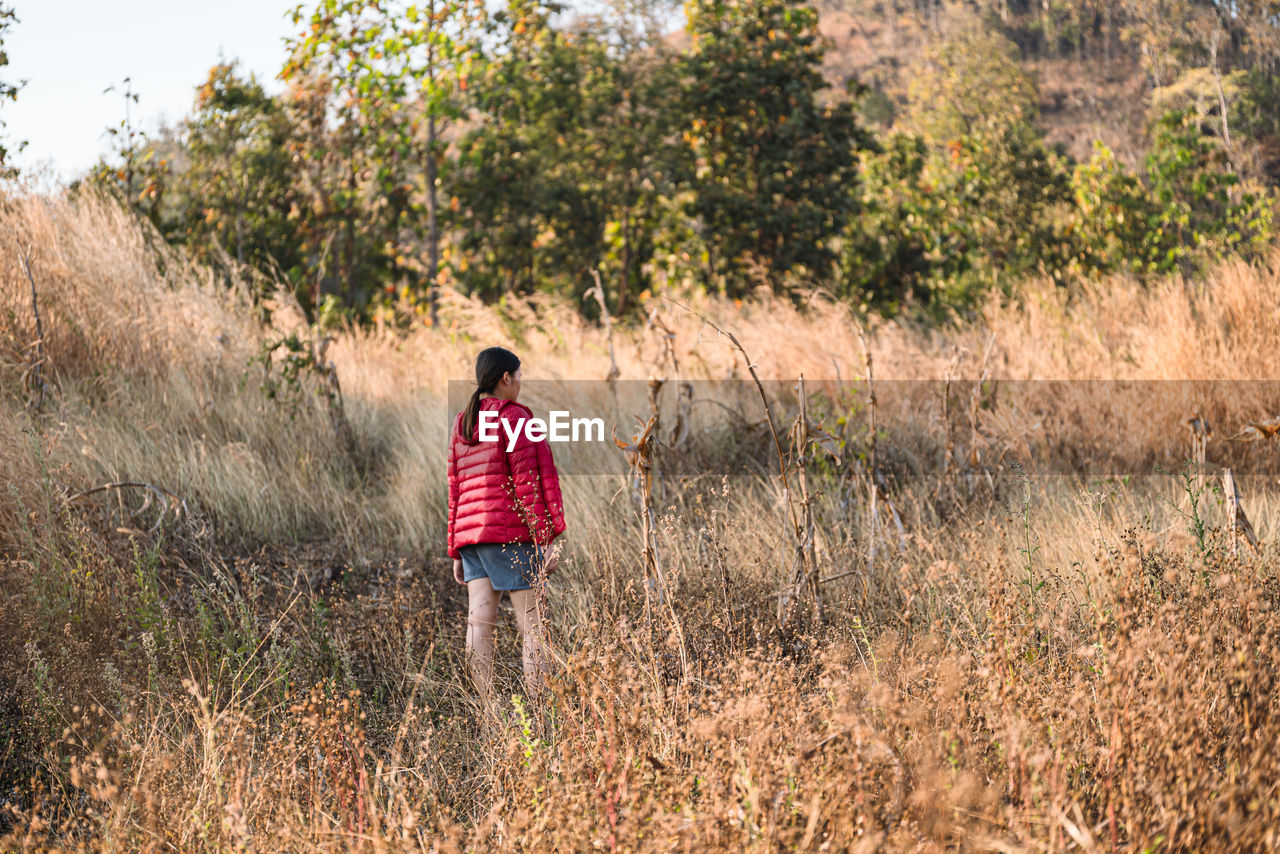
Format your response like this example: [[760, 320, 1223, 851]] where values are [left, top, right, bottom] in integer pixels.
[[617, 206, 632, 316], [236, 171, 247, 266], [425, 0, 442, 326], [1209, 27, 1233, 153], [1103, 4, 1112, 77], [426, 113, 441, 326]]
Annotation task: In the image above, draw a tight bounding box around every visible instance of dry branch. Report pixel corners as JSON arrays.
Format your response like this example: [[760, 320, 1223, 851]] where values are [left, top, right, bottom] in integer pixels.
[[65, 480, 195, 536], [313, 334, 357, 459], [663, 297, 789, 487], [1226, 416, 1280, 442], [1185, 412, 1212, 492], [669, 381, 693, 449], [19, 246, 49, 411], [854, 320, 904, 572], [613, 412, 688, 678], [587, 269, 621, 388], [1221, 468, 1260, 555]]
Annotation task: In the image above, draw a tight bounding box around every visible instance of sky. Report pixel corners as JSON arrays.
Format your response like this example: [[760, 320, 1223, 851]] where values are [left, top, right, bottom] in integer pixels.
[[3, 0, 664, 183], [4, 0, 302, 181]]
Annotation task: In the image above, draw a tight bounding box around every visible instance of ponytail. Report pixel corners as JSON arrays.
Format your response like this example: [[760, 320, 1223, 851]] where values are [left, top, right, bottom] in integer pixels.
[[461, 346, 521, 441], [461, 387, 485, 443]]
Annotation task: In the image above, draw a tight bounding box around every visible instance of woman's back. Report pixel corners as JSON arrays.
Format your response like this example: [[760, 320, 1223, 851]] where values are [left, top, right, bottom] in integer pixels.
[[447, 396, 565, 558]]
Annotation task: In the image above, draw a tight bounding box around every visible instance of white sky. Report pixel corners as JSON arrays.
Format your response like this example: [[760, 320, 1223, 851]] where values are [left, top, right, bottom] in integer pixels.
[[4, 1, 302, 181], [3, 0, 661, 183]]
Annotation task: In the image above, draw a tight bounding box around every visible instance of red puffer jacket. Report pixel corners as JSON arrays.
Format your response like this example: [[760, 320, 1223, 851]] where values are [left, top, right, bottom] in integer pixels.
[[447, 397, 566, 559]]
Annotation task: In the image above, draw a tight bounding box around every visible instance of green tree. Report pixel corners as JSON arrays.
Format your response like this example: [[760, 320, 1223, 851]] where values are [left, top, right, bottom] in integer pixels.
[[836, 24, 1076, 311], [679, 0, 871, 294], [172, 63, 304, 283], [581, 0, 689, 315], [452, 0, 608, 300], [0, 3, 24, 173], [411, 0, 487, 325], [86, 79, 173, 229], [281, 0, 483, 320], [1067, 140, 1164, 275], [1138, 108, 1271, 267], [837, 134, 957, 311], [281, 1, 405, 315], [452, 0, 693, 311], [902, 25, 1039, 146]]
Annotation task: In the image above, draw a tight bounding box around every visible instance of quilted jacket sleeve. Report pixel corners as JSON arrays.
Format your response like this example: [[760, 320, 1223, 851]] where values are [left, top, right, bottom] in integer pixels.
[[447, 429, 460, 559], [503, 402, 565, 546], [534, 439, 566, 544]]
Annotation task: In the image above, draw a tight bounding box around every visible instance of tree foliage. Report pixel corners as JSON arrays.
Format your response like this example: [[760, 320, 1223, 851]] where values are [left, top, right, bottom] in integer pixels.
[[84, 79, 173, 229], [452, 0, 690, 310], [452, 0, 599, 301], [74, 0, 1280, 322], [278, 0, 483, 317], [0, 3, 22, 172], [175, 63, 303, 282], [903, 26, 1039, 146], [680, 0, 873, 290]]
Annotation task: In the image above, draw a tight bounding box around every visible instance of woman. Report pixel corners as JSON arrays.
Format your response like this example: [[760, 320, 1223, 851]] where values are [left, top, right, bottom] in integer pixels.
[[447, 346, 565, 714]]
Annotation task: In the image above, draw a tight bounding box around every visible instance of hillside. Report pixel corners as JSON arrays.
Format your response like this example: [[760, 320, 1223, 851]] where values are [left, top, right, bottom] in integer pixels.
[[813, 2, 1154, 165]]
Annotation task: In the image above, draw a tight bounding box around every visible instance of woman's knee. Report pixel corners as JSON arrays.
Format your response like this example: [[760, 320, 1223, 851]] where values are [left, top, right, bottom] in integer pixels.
[[467, 608, 497, 634]]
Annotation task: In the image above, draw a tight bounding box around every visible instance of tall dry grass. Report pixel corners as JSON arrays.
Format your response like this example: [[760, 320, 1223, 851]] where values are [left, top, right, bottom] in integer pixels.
[[3, 191, 1280, 850]]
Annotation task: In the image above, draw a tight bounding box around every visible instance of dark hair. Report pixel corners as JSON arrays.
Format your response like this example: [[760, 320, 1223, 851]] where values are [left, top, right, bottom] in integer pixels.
[[462, 346, 521, 441]]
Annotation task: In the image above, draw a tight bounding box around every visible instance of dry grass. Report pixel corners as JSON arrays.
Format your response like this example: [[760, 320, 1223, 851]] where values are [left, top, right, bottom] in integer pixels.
[[3, 190, 1280, 850]]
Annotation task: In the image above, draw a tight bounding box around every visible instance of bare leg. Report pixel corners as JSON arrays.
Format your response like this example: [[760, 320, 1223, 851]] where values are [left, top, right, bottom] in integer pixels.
[[466, 577, 500, 719], [509, 587, 549, 699]]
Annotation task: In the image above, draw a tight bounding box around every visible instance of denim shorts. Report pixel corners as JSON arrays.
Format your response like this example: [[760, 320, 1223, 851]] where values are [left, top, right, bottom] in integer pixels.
[[459, 542, 545, 591]]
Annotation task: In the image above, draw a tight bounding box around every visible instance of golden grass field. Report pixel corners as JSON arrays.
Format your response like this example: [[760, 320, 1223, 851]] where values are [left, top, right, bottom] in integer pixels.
[[3, 192, 1280, 850]]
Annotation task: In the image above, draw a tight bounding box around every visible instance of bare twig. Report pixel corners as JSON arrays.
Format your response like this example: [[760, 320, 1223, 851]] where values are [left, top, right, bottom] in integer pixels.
[[816, 567, 863, 586], [19, 246, 49, 411], [612, 414, 662, 596], [313, 231, 335, 321], [1185, 413, 1211, 492], [1225, 416, 1280, 443], [587, 269, 621, 388], [670, 381, 693, 449], [274, 279, 356, 459], [854, 321, 878, 482], [313, 335, 357, 459], [854, 321, 882, 574], [791, 376, 822, 621], [646, 307, 680, 380], [1222, 468, 1260, 556], [613, 413, 688, 679], [942, 348, 960, 480], [65, 481, 193, 536], [967, 334, 996, 488]]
